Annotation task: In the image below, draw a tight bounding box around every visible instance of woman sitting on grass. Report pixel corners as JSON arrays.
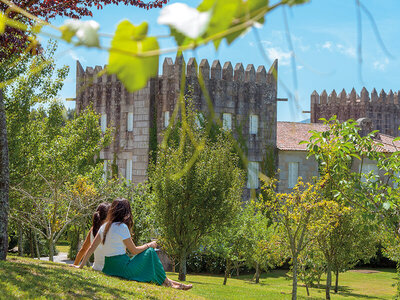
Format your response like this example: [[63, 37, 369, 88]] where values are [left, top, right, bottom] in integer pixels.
[[72, 202, 110, 271], [76, 198, 192, 290]]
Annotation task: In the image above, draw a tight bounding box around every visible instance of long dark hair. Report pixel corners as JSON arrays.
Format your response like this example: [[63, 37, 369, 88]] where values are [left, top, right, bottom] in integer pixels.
[[102, 198, 133, 244], [92, 203, 110, 237]]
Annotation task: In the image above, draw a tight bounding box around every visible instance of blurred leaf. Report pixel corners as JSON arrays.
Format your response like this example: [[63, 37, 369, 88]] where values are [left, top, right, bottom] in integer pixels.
[[108, 20, 159, 93]]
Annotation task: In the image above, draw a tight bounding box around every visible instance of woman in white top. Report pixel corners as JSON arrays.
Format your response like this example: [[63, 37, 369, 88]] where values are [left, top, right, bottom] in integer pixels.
[[73, 203, 110, 271], [77, 198, 192, 290]]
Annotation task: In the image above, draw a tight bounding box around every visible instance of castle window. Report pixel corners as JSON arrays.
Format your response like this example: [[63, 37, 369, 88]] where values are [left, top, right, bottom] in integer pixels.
[[247, 162, 259, 189], [103, 160, 108, 181], [126, 159, 133, 181], [288, 162, 299, 188], [195, 113, 204, 128], [101, 114, 107, 133], [249, 114, 258, 135], [360, 163, 378, 182], [127, 112, 134, 132], [222, 113, 232, 130], [164, 111, 170, 128]]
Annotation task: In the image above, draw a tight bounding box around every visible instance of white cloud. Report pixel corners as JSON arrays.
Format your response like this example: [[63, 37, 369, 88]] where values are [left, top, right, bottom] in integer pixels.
[[297, 65, 304, 70], [265, 47, 292, 66], [67, 50, 86, 63], [373, 58, 389, 71], [337, 44, 356, 57], [158, 3, 211, 39], [318, 42, 356, 58], [322, 41, 332, 50]]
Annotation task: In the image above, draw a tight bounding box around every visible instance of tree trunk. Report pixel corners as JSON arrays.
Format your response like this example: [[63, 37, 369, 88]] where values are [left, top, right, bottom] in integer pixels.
[[29, 230, 34, 258], [223, 259, 231, 285], [292, 255, 298, 300], [49, 238, 54, 262], [255, 262, 260, 284], [305, 284, 310, 297], [317, 273, 322, 289], [172, 257, 175, 273], [178, 252, 186, 281], [0, 88, 9, 261], [18, 222, 23, 256], [234, 261, 239, 276], [34, 231, 40, 258], [326, 264, 332, 300], [334, 270, 339, 293]]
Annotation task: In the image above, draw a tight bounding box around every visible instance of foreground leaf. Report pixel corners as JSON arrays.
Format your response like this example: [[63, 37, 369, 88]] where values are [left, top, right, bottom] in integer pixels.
[[108, 20, 159, 93]]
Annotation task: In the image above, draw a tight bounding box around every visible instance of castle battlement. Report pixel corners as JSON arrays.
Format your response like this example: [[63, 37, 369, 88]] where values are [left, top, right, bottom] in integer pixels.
[[311, 88, 400, 136], [311, 88, 400, 105], [77, 56, 277, 87], [76, 56, 279, 187]]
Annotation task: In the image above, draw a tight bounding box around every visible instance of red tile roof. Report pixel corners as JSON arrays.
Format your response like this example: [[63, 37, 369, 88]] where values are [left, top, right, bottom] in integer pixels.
[[376, 133, 400, 153], [277, 122, 329, 151], [277, 122, 400, 153]]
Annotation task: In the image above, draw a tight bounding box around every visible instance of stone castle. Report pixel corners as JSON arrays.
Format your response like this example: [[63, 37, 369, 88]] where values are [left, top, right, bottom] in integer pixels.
[[76, 57, 278, 186], [310, 88, 400, 136]]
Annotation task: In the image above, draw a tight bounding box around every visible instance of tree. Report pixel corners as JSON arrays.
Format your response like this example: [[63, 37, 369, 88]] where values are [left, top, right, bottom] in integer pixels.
[[150, 109, 245, 281], [0, 89, 8, 260], [261, 177, 341, 300], [0, 0, 169, 261], [12, 102, 111, 261], [4, 41, 69, 256], [316, 209, 378, 299], [0, 0, 170, 59], [242, 199, 285, 284], [297, 244, 326, 296]]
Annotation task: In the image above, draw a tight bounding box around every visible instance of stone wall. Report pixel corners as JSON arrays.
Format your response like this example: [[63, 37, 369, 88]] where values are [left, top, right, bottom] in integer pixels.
[[76, 56, 278, 188], [310, 88, 400, 136], [277, 150, 318, 193]]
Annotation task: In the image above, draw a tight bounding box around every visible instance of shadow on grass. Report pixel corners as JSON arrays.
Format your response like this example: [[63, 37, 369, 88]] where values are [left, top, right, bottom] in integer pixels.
[[298, 284, 383, 300], [331, 286, 382, 299], [0, 258, 159, 300]]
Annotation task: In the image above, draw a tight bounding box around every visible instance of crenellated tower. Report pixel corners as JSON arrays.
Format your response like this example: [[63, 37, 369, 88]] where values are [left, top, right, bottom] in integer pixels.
[[76, 56, 278, 188], [311, 88, 400, 136]]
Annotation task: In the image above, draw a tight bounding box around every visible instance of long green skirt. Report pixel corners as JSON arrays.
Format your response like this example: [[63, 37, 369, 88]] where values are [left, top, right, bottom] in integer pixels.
[[102, 248, 166, 285]]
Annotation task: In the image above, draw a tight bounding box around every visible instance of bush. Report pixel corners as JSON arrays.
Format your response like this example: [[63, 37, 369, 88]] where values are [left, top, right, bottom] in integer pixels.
[[186, 251, 226, 274]]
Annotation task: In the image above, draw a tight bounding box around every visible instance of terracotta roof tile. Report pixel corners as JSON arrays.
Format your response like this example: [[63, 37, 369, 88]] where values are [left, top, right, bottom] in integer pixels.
[[277, 122, 400, 153], [277, 122, 329, 151]]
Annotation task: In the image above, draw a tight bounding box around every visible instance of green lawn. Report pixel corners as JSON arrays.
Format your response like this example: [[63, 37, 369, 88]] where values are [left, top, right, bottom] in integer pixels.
[[55, 245, 70, 254], [0, 256, 396, 299]]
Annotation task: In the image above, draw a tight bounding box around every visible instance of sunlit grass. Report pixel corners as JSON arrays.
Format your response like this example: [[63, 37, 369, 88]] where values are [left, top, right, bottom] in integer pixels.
[[1, 256, 396, 299], [55, 245, 70, 253]]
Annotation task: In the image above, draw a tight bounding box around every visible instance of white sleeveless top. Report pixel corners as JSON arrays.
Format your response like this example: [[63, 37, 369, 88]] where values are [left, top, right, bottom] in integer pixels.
[[90, 230, 106, 271]]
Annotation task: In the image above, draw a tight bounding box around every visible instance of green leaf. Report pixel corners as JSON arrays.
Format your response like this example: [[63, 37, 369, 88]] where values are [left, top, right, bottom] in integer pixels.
[[108, 20, 159, 93], [60, 25, 76, 43], [198, 0, 241, 49], [283, 0, 310, 6], [0, 13, 4, 34], [383, 202, 391, 210]]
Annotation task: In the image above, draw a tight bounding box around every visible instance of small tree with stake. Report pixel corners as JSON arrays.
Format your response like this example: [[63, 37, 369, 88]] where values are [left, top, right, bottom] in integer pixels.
[[149, 107, 244, 281], [261, 177, 341, 300]]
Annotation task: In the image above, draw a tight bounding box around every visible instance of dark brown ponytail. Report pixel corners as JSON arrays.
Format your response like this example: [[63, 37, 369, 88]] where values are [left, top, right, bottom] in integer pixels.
[[92, 202, 110, 237], [102, 198, 133, 244]]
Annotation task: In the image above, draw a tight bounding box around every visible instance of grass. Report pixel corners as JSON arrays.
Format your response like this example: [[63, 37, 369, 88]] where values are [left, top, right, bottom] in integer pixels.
[[55, 245, 70, 254], [0, 256, 396, 299]]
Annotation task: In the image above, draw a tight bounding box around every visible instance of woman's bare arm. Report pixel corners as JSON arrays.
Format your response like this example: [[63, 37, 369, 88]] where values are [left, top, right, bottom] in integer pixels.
[[123, 238, 156, 256], [77, 232, 101, 269], [73, 228, 92, 265]]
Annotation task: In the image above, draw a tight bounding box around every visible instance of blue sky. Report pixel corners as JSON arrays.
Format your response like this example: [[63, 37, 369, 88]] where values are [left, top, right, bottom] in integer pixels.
[[47, 0, 400, 122]]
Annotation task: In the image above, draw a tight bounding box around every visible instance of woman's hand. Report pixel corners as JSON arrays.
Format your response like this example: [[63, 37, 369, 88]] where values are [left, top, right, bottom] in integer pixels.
[[147, 241, 157, 249]]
